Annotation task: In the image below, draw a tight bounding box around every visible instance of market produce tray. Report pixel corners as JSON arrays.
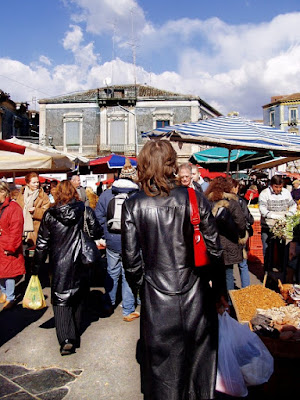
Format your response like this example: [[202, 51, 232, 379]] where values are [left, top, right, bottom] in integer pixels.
[[229, 285, 286, 325], [229, 290, 249, 325]]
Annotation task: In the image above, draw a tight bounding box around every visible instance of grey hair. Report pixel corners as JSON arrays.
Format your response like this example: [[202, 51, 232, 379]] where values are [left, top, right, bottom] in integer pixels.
[[0, 181, 10, 197], [178, 163, 192, 173]]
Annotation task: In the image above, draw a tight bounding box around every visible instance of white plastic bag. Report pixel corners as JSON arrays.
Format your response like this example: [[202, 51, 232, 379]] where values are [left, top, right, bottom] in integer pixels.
[[216, 311, 274, 397]]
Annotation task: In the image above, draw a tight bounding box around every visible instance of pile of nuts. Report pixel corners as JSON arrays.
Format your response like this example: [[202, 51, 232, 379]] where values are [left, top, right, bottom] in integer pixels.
[[229, 285, 286, 322]]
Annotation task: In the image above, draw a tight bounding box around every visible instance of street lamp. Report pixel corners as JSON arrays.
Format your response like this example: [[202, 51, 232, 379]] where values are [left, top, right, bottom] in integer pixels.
[[117, 103, 138, 156]]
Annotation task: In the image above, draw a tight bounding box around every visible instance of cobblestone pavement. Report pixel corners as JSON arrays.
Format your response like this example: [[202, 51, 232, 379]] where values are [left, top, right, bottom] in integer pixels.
[[0, 364, 82, 399]]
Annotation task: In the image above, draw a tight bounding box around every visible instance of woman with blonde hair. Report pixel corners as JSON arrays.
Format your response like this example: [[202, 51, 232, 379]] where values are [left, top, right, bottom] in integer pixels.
[[122, 140, 227, 399], [33, 180, 102, 355], [0, 181, 25, 310], [16, 172, 50, 246], [85, 187, 99, 209]]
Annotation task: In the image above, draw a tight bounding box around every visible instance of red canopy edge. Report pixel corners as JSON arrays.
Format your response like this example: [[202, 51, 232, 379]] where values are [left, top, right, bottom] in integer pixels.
[[0, 140, 26, 154]]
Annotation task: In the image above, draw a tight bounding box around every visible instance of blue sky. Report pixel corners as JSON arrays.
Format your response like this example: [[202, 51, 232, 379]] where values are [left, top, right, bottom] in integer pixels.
[[1, 0, 300, 119]]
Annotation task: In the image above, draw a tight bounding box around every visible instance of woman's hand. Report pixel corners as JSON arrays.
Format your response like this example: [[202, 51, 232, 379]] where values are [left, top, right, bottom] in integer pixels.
[[216, 295, 230, 315], [28, 207, 35, 214]]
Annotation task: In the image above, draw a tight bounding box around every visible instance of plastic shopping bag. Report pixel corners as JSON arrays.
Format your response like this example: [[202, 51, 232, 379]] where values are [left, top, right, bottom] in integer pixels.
[[22, 275, 46, 310], [216, 311, 274, 397]]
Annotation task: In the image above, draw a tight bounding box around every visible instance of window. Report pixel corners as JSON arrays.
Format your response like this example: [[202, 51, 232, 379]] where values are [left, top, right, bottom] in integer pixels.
[[66, 121, 80, 146], [289, 108, 298, 125], [270, 111, 275, 127], [63, 113, 83, 151], [156, 120, 170, 128], [152, 111, 174, 129], [110, 120, 125, 145]]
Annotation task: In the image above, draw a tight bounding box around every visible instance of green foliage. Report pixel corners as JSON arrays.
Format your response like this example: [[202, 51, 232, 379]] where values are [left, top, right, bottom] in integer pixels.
[[271, 212, 300, 241]]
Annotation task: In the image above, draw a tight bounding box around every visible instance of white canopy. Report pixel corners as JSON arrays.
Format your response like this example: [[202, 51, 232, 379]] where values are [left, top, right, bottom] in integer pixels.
[[0, 138, 82, 176], [252, 156, 300, 170]]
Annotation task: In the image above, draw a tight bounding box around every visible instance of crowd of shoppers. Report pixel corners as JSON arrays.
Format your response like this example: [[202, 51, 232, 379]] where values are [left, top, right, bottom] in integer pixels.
[[2, 140, 300, 399]]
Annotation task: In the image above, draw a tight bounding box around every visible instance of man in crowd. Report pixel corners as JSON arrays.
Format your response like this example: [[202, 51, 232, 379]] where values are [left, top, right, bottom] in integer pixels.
[[259, 175, 296, 272], [191, 164, 209, 192], [70, 174, 89, 206], [95, 159, 140, 322], [178, 163, 203, 192]]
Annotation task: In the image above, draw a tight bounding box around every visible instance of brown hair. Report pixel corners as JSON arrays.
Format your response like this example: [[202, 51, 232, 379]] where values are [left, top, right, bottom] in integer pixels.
[[52, 180, 79, 206], [230, 178, 239, 188], [25, 172, 39, 184], [205, 176, 234, 201], [137, 140, 178, 196]]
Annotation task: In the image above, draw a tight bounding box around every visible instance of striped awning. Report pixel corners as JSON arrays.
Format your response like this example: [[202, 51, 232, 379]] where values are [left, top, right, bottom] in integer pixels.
[[143, 116, 300, 156]]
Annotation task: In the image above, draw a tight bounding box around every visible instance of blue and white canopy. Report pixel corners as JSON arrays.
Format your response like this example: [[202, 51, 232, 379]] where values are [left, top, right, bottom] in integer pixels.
[[143, 116, 300, 156]]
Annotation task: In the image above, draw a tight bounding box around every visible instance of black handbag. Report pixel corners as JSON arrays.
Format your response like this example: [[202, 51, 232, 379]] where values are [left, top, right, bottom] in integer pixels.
[[80, 208, 99, 265]]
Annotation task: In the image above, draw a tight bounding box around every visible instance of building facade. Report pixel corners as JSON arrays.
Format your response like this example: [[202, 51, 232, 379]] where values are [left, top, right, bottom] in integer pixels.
[[0, 90, 39, 143], [38, 84, 221, 161], [262, 93, 300, 134]]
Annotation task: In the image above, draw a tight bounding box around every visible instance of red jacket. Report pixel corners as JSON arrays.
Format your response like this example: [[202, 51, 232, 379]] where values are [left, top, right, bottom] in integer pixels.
[[0, 198, 25, 278]]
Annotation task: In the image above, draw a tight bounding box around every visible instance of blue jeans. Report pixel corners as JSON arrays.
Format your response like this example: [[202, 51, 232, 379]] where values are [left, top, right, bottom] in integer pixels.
[[238, 258, 251, 288], [105, 248, 135, 316], [0, 278, 15, 301], [225, 265, 235, 292]]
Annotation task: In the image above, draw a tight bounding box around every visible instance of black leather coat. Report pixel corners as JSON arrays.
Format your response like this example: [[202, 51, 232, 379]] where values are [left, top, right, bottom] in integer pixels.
[[122, 185, 224, 400], [34, 200, 102, 306]]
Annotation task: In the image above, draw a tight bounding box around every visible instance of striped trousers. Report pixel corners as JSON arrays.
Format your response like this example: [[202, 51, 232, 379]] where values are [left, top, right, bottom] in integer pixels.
[[53, 302, 83, 345]]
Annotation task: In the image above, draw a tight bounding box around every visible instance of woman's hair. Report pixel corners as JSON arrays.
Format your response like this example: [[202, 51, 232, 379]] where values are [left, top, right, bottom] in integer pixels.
[[52, 180, 79, 206], [137, 140, 178, 196], [249, 184, 258, 191], [85, 187, 98, 209], [0, 181, 10, 198], [230, 178, 239, 188], [205, 176, 234, 201], [25, 172, 39, 184]]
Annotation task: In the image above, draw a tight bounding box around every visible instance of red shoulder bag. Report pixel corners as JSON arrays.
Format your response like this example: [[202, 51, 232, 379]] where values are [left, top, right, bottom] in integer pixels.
[[187, 188, 210, 267]]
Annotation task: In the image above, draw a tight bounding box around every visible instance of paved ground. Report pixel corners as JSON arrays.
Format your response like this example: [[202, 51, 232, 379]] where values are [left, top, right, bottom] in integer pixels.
[[0, 263, 263, 400]]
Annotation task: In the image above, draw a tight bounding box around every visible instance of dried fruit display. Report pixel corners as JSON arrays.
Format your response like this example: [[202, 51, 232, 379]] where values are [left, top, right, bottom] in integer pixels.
[[256, 304, 300, 328], [229, 285, 286, 323]]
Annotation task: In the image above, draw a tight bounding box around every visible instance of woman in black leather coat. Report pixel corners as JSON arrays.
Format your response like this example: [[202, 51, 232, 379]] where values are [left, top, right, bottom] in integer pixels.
[[34, 180, 102, 355], [122, 140, 227, 400]]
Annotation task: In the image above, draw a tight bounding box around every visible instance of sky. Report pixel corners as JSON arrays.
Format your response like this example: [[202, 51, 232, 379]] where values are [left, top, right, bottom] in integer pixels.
[[1, 0, 300, 120]]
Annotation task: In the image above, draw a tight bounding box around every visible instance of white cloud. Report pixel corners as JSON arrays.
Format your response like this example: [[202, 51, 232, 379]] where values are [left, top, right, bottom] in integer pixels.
[[2, 2, 300, 120], [68, 0, 150, 40], [39, 56, 52, 66], [62, 24, 84, 52], [62, 25, 100, 70]]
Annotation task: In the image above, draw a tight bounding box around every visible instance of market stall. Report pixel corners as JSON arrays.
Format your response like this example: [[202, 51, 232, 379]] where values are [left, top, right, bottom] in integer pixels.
[[229, 283, 300, 396]]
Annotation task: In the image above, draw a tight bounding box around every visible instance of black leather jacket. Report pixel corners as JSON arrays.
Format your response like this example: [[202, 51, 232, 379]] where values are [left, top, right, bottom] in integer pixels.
[[122, 185, 223, 296], [34, 200, 102, 305]]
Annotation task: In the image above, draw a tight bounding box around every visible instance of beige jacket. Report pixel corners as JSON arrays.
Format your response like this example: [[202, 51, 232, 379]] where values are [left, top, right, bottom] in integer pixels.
[[16, 187, 50, 246]]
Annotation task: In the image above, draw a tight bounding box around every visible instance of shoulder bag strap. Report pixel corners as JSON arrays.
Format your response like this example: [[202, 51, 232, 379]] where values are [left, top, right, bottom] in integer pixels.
[[187, 187, 200, 226], [188, 187, 201, 244], [83, 207, 91, 237]]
